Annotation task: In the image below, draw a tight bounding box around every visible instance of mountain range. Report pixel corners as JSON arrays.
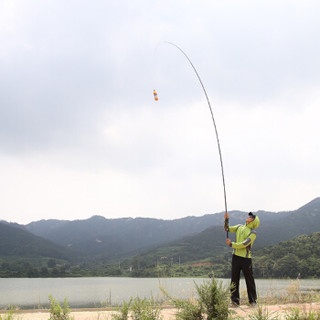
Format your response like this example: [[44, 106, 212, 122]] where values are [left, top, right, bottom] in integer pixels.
[[130, 197, 320, 266], [0, 222, 77, 261], [0, 197, 319, 265]]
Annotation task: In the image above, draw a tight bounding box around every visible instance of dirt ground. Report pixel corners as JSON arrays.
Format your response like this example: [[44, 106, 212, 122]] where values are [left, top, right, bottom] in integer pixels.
[[3, 302, 320, 320], [232, 302, 320, 319]]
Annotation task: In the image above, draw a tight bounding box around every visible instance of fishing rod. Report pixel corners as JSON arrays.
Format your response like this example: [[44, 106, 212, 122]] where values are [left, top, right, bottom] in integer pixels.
[[162, 42, 229, 238]]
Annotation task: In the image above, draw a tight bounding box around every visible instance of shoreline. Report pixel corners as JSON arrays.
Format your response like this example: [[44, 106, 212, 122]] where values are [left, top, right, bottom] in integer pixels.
[[2, 302, 320, 320]]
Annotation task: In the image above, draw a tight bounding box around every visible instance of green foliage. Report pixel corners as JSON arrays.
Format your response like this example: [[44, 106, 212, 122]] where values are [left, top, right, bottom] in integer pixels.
[[0, 259, 69, 278], [254, 232, 320, 278], [130, 297, 162, 320], [195, 274, 230, 320], [48, 295, 74, 320], [161, 273, 230, 320], [0, 307, 16, 320], [170, 298, 202, 320], [248, 304, 279, 320], [111, 300, 132, 320], [284, 308, 320, 320], [111, 297, 162, 320]]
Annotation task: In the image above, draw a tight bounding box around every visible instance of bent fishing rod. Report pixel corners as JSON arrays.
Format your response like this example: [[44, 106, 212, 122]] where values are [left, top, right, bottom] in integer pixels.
[[164, 42, 229, 237]]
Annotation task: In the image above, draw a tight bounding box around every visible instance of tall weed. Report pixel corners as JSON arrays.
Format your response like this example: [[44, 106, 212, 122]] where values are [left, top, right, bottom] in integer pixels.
[[111, 297, 162, 320], [111, 300, 131, 320], [130, 297, 162, 320], [0, 306, 19, 320], [48, 295, 74, 320], [259, 280, 315, 305], [285, 281, 303, 303], [248, 304, 279, 320], [161, 272, 231, 320], [284, 308, 320, 320]]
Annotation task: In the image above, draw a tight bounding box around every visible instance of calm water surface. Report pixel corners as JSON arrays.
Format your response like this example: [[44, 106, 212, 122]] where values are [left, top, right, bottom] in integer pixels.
[[1, 277, 320, 309]]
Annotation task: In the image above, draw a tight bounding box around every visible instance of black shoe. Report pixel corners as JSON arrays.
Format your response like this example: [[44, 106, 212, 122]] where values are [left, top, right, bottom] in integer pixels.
[[230, 301, 240, 308]]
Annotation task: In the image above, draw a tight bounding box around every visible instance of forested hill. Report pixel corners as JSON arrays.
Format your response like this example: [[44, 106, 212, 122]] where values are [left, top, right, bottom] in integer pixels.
[[1, 197, 319, 265], [0, 197, 319, 278], [24, 209, 289, 260], [253, 232, 320, 278], [257, 197, 320, 248], [0, 222, 77, 261], [24, 215, 226, 259], [127, 198, 320, 274]]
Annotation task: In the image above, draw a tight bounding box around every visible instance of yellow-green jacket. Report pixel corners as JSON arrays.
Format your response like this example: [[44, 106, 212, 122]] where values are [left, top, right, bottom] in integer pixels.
[[225, 216, 260, 258]]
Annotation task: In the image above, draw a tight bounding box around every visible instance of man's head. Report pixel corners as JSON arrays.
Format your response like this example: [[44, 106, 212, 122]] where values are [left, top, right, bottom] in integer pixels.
[[246, 212, 256, 224], [246, 212, 260, 229]]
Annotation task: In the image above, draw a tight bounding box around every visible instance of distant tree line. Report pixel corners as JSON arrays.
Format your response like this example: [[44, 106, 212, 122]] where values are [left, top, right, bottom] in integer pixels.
[[1, 233, 320, 279], [0, 259, 68, 278], [0, 258, 128, 278], [122, 232, 320, 279]]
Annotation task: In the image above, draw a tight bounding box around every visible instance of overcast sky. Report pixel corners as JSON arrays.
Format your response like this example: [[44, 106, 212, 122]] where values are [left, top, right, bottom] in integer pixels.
[[0, 0, 319, 224]]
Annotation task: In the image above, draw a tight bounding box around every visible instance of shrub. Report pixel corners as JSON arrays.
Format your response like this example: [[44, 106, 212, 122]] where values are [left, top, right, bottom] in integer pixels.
[[111, 300, 132, 320], [161, 272, 231, 320], [130, 297, 162, 320], [48, 295, 74, 320], [111, 297, 162, 320]]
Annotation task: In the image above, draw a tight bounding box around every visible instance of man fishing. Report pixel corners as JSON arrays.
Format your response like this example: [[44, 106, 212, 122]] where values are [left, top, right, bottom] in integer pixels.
[[224, 211, 260, 306]]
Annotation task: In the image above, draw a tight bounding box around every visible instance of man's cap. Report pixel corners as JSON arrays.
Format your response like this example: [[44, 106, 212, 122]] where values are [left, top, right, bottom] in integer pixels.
[[248, 212, 256, 219]]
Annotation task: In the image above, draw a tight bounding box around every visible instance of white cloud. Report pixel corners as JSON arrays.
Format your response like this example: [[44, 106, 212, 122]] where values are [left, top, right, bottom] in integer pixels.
[[0, 0, 319, 223]]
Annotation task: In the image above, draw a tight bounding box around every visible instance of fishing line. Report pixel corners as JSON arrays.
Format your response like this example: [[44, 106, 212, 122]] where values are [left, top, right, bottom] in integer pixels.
[[160, 42, 229, 237]]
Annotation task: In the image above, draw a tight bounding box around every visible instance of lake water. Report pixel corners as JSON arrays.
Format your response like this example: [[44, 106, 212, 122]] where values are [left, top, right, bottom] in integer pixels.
[[1, 277, 320, 309]]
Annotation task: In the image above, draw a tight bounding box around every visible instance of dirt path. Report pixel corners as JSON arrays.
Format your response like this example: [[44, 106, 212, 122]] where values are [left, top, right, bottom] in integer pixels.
[[4, 302, 320, 319], [2, 307, 177, 320], [231, 302, 320, 319]]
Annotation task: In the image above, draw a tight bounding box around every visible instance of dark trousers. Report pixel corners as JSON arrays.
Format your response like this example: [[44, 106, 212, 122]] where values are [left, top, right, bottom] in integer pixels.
[[231, 254, 257, 304]]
